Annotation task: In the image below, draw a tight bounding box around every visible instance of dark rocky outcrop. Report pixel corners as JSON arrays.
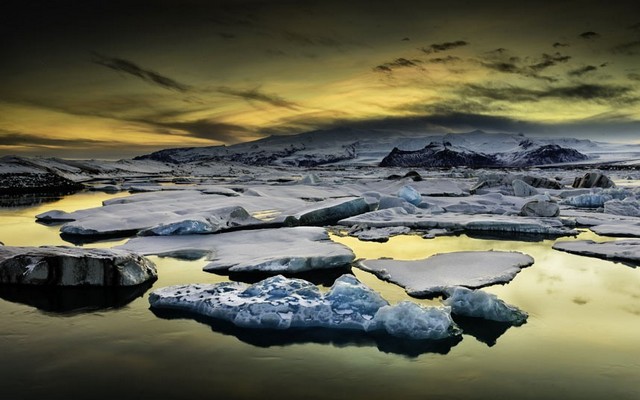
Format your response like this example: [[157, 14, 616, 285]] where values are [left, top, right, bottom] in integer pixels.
[[380, 141, 589, 169], [0, 246, 157, 286], [0, 172, 84, 195], [380, 143, 498, 168]]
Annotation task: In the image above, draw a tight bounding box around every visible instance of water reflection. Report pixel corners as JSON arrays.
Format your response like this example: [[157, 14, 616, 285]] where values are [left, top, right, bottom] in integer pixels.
[[452, 315, 516, 347], [0, 282, 153, 314], [151, 308, 463, 358], [224, 267, 354, 287]]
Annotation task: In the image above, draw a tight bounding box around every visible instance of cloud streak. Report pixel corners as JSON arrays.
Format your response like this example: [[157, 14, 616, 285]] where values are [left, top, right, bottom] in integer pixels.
[[373, 58, 422, 73], [91, 53, 191, 92], [421, 40, 468, 54], [568, 65, 598, 77], [463, 83, 634, 103], [217, 86, 299, 110]]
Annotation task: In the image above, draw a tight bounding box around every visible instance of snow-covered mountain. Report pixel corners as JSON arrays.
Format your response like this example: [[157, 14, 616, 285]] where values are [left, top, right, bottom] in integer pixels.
[[136, 128, 609, 168], [379, 138, 589, 168]]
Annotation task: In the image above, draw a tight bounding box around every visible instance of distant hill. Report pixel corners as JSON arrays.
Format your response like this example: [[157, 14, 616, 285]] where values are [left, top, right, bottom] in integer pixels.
[[136, 128, 598, 167]]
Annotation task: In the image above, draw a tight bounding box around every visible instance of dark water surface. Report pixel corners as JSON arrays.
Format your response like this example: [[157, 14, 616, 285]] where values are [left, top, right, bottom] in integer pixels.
[[0, 192, 639, 400]]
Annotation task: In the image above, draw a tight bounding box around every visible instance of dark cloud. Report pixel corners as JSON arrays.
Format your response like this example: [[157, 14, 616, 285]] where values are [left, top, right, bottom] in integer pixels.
[[612, 40, 640, 55], [218, 32, 236, 39], [529, 53, 571, 72], [420, 40, 468, 54], [428, 55, 461, 64], [373, 58, 422, 72], [568, 65, 598, 77], [91, 53, 191, 92], [217, 86, 299, 109], [401, 37, 410, 41], [553, 42, 569, 48], [157, 119, 251, 144], [463, 83, 633, 103], [478, 51, 570, 82], [579, 31, 600, 39], [628, 73, 640, 81], [0, 130, 108, 147]]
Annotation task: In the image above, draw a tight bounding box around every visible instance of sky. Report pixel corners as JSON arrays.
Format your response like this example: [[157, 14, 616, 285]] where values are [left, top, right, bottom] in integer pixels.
[[1, 0, 639, 158]]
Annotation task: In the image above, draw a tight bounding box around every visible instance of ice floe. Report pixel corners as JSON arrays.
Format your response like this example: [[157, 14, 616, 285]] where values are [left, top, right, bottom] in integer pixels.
[[149, 274, 461, 340], [553, 239, 640, 264], [0, 246, 157, 286], [357, 251, 535, 297], [120, 227, 355, 273], [339, 207, 576, 236]]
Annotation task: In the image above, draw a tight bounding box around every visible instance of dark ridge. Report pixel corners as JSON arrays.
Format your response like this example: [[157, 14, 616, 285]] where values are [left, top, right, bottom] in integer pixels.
[[0, 173, 84, 196], [379, 143, 498, 168]]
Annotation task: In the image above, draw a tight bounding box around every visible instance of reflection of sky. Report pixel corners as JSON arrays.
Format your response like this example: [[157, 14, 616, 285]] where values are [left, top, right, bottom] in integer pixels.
[[0, 191, 639, 398], [2, 0, 640, 157]]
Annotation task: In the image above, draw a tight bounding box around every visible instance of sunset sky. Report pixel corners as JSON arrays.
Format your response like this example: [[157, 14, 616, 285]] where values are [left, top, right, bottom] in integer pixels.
[[1, 0, 639, 158]]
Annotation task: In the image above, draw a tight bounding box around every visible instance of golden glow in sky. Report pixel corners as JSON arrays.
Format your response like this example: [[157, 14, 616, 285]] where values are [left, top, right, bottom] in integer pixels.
[[1, 0, 639, 158]]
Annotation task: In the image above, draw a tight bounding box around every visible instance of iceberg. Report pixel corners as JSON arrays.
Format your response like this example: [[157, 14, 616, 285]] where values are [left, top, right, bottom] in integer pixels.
[[443, 286, 528, 325], [149, 274, 461, 340], [0, 246, 157, 286], [357, 251, 535, 297], [397, 185, 422, 205]]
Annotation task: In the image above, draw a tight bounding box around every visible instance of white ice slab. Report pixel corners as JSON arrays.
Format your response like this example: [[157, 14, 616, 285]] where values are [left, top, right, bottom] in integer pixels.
[[443, 286, 528, 325], [119, 227, 355, 273], [357, 251, 535, 296], [553, 239, 640, 264]]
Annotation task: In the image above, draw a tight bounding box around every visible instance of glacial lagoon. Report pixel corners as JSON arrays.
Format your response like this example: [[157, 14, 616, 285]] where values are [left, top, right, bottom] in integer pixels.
[[0, 192, 639, 400]]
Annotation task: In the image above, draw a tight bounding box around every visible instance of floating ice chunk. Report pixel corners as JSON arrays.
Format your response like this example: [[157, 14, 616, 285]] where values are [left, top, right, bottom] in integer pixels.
[[443, 286, 528, 325], [280, 197, 372, 226], [374, 301, 460, 340], [553, 239, 640, 264], [604, 199, 640, 217], [0, 246, 157, 286], [512, 179, 538, 197], [137, 206, 260, 236], [358, 251, 535, 297], [149, 274, 461, 340], [519, 200, 559, 217], [590, 222, 640, 237], [397, 185, 422, 205], [138, 217, 216, 236], [562, 193, 611, 208], [121, 227, 355, 273], [339, 207, 576, 236]]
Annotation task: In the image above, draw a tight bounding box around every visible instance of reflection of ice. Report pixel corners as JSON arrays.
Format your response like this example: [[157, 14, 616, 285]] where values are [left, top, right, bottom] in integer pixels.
[[0, 282, 153, 314]]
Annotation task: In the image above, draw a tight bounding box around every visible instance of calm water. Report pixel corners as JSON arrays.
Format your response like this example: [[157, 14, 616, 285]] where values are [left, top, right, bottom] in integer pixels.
[[0, 192, 639, 400]]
